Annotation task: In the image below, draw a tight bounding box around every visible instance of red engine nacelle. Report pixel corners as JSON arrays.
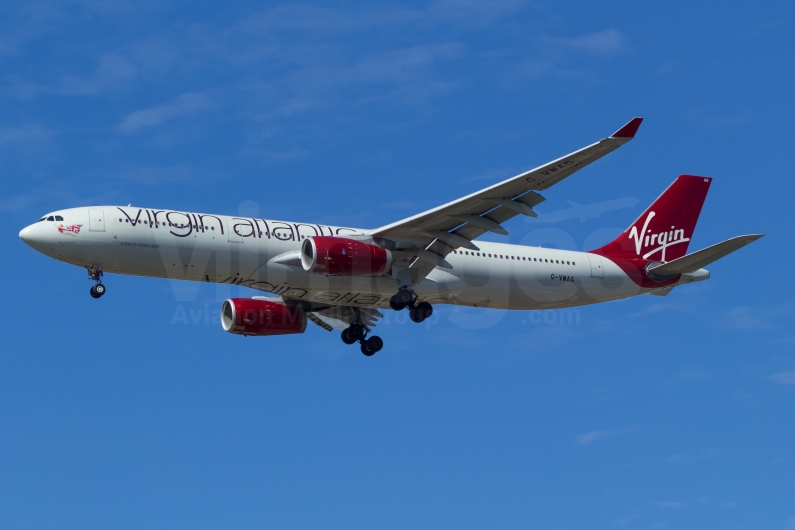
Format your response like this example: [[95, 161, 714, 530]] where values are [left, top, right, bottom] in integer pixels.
[[221, 298, 306, 336], [300, 236, 391, 276]]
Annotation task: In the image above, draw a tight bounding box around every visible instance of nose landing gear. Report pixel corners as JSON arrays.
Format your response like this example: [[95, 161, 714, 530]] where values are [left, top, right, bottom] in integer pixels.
[[340, 323, 384, 356], [87, 265, 106, 299]]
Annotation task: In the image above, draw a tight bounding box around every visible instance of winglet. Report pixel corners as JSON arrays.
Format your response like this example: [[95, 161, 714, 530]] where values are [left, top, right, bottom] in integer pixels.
[[611, 117, 644, 138]]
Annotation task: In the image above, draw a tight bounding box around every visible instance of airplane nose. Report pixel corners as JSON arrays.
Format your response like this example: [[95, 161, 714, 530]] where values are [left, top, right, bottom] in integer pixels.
[[19, 224, 43, 249], [19, 225, 33, 244]]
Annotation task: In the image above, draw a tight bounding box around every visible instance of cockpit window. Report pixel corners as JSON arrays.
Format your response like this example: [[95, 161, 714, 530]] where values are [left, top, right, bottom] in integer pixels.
[[37, 217, 46, 222], [46, 216, 55, 221], [55, 215, 63, 221]]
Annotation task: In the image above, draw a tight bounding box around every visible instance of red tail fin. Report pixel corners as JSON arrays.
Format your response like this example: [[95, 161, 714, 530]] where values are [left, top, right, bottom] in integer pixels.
[[593, 175, 712, 262]]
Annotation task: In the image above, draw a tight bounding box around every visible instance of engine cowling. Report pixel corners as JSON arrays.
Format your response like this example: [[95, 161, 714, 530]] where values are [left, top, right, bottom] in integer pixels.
[[221, 298, 306, 336], [301, 236, 391, 276]]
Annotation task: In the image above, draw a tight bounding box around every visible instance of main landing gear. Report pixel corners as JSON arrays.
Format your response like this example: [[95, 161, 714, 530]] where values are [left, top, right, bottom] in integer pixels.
[[87, 265, 106, 299], [340, 323, 384, 356], [389, 287, 433, 324]]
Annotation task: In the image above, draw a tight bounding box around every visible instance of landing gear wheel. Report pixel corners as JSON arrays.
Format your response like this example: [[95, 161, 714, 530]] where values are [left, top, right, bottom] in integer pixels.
[[341, 328, 357, 345], [347, 324, 364, 341], [389, 297, 403, 311], [416, 301, 432, 319], [90, 284, 106, 299], [366, 335, 383, 352], [409, 302, 432, 323], [396, 289, 413, 305], [360, 335, 383, 356], [390, 288, 415, 311]]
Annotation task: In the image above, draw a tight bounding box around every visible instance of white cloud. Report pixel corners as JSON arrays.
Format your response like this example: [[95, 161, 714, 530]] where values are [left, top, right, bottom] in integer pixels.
[[654, 501, 687, 509], [0, 124, 52, 145], [612, 513, 637, 525], [0, 124, 57, 159], [665, 448, 720, 464], [726, 306, 770, 331], [576, 428, 632, 445], [118, 92, 211, 134], [60, 53, 138, 95], [558, 29, 626, 56], [772, 370, 795, 386]]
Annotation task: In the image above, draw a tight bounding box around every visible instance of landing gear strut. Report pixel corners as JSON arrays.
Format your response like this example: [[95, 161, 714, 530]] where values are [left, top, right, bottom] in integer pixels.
[[390, 287, 433, 323], [87, 265, 106, 299], [340, 323, 383, 356]]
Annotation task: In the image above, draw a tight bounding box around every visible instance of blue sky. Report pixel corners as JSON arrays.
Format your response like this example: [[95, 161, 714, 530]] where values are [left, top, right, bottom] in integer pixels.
[[2, 1, 794, 528]]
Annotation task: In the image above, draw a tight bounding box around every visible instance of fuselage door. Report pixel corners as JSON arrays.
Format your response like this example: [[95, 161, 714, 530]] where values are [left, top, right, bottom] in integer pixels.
[[226, 220, 243, 243], [587, 254, 604, 278], [88, 209, 105, 232]]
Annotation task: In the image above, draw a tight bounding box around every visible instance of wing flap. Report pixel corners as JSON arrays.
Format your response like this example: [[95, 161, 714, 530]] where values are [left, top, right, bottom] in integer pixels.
[[313, 306, 384, 331]]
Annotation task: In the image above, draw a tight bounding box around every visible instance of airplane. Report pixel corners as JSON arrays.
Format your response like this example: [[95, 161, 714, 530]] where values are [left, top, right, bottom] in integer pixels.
[[18, 118, 763, 356]]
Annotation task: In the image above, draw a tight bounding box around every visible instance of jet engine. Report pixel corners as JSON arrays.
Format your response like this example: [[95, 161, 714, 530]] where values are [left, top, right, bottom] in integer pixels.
[[300, 236, 391, 276], [221, 298, 306, 336]]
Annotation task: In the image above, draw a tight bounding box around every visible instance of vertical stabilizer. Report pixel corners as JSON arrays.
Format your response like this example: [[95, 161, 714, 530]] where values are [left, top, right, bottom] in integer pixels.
[[592, 175, 711, 262]]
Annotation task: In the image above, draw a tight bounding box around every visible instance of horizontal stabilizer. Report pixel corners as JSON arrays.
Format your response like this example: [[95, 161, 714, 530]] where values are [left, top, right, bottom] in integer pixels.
[[647, 234, 764, 275]]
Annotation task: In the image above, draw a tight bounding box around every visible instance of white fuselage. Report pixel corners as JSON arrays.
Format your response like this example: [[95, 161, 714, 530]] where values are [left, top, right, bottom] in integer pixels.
[[19, 206, 707, 310]]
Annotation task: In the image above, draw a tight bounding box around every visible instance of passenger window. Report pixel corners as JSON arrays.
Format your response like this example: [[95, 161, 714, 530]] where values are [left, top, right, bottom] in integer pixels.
[[211, 227, 215, 231], [46, 216, 54, 221], [572, 262, 576, 266]]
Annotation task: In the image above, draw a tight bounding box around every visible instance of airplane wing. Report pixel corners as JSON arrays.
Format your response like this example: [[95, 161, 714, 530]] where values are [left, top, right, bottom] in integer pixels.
[[370, 117, 643, 283], [248, 292, 384, 332], [307, 306, 384, 332]]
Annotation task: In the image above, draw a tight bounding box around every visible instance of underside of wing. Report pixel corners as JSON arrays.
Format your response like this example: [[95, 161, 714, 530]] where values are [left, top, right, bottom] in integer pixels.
[[307, 306, 384, 332]]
